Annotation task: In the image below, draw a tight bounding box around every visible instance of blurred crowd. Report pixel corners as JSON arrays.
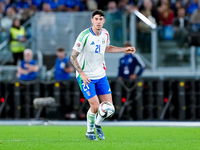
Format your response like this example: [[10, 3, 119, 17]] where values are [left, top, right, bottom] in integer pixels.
[[1, 0, 200, 38], [0, 0, 200, 43]]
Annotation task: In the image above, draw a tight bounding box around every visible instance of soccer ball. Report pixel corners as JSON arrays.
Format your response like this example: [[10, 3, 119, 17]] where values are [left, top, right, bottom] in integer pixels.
[[98, 101, 115, 119]]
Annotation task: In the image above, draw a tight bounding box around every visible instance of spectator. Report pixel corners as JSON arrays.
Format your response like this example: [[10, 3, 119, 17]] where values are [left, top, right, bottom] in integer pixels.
[[15, 0, 31, 11], [150, 0, 160, 25], [104, 1, 123, 46], [9, 18, 27, 65], [0, 2, 5, 18], [185, 0, 199, 16], [188, 1, 200, 47], [16, 49, 39, 81], [117, 0, 137, 13], [46, 0, 65, 12], [158, 1, 174, 25], [0, 7, 20, 43], [171, 0, 184, 17], [156, 0, 171, 8], [63, 0, 81, 12], [4, 0, 13, 10], [157, 1, 175, 40], [54, 47, 74, 80], [190, 1, 200, 32], [137, 0, 157, 53], [138, 0, 159, 24], [95, 0, 108, 10], [118, 41, 145, 80], [37, 3, 57, 45], [15, 0, 34, 22], [86, 0, 98, 11], [105, 1, 121, 20], [31, 0, 44, 11], [172, 7, 190, 48], [107, 1, 118, 14]]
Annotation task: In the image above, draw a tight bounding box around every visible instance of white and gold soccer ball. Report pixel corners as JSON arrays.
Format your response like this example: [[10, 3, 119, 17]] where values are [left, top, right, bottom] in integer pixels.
[[98, 101, 115, 118]]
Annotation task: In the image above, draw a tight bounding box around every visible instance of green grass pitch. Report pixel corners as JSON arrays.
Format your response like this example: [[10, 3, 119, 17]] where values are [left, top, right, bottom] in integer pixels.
[[0, 126, 200, 150]]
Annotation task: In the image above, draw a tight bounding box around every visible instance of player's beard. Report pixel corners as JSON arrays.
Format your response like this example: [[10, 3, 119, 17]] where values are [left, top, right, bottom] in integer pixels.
[[96, 24, 102, 30], [92, 26, 102, 33]]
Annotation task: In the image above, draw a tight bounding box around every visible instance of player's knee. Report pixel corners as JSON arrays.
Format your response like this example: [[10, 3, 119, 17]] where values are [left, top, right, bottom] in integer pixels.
[[90, 105, 99, 114]]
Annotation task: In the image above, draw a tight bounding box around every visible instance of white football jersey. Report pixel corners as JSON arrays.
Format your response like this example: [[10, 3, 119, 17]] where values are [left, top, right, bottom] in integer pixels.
[[73, 27, 110, 79]]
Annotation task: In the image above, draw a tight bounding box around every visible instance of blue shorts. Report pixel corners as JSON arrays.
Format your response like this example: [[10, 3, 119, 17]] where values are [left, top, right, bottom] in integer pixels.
[[77, 76, 111, 100]]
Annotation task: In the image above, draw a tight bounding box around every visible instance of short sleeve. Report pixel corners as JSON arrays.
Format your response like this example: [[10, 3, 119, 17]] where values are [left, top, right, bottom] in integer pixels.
[[72, 29, 90, 53], [104, 30, 110, 47]]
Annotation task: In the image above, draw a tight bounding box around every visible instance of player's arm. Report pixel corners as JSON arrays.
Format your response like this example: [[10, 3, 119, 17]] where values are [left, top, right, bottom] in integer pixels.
[[70, 50, 91, 85], [105, 45, 136, 54], [70, 50, 82, 73]]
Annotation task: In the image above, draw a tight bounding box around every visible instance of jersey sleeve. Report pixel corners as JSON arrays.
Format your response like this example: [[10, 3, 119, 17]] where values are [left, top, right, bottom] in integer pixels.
[[72, 29, 90, 53], [106, 32, 110, 47], [102, 28, 110, 47]]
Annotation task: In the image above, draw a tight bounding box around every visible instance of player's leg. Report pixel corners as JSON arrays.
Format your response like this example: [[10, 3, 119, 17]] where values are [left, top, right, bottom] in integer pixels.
[[76, 76, 99, 140], [96, 76, 113, 125], [95, 93, 113, 140], [86, 95, 100, 140], [96, 93, 113, 125], [99, 93, 113, 103], [94, 76, 113, 140]]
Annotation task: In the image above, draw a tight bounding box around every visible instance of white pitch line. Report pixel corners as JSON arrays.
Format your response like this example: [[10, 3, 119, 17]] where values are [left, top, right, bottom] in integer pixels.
[[0, 140, 28, 142], [0, 120, 200, 127], [48, 121, 200, 127]]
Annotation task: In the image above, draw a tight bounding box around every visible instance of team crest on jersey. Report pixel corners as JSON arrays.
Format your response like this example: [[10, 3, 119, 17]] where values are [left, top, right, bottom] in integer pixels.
[[76, 43, 81, 47], [102, 37, 105, 44]]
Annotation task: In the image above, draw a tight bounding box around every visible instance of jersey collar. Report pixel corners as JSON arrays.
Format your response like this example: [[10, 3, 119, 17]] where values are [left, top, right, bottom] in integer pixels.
[[89, 27, 102, 36]]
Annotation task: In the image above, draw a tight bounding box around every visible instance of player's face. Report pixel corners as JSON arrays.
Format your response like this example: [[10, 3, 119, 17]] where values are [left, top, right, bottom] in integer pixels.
[[91, 15, 105, 30]]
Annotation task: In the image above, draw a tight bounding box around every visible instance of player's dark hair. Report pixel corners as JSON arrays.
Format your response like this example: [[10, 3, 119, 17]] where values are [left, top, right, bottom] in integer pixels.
[[57, 47, 65, 52], [92, 9, 105, 18]]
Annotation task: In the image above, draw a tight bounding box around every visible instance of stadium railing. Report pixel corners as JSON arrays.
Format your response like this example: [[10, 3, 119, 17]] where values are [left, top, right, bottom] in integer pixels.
[[1, 78, 200, 121]]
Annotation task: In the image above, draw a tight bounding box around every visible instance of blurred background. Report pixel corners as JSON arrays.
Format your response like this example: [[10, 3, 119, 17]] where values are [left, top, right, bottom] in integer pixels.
[[0, 0, 200, 121]]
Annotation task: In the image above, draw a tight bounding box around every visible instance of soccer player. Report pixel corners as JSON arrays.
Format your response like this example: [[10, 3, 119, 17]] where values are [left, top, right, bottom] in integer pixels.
[[70, 9, 135, 140]]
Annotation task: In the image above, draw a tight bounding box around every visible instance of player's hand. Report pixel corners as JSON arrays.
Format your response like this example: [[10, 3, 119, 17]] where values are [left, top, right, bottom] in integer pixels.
[[80, 72, 91, 85], [125, 47, 136, 54]]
